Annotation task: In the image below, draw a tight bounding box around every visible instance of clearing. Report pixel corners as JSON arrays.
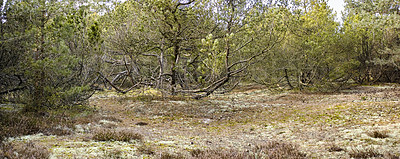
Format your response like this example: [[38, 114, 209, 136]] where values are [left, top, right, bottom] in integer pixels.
[[4, 84, 400, 158]]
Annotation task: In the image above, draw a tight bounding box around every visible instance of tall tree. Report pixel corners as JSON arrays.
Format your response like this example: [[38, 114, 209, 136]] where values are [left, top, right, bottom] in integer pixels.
[[101, 0, 286, 98], [342, 0, 400, 83], [0, 0, 104, 111], [251, 0, 341, 91]]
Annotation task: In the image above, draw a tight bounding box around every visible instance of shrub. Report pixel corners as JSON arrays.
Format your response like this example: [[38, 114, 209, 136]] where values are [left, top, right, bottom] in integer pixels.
[[189, 149, 247, 159], [0, 141, 50, 159], [348, 147, 383, 158], [255, 140, 307, 159], [0, 111, 73, 141], [367, 130, 390, 139], [158, 152, 185, 159], [190, 140, 306, 159], [384, 152, 400, 159], [137, 143, 155, 155], [327, 144, 344, 152], [104, 148, 124, 159], [92, 129, 143, 142]]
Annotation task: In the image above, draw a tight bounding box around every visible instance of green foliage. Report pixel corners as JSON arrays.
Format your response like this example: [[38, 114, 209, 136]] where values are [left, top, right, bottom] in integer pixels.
[[2, 0, 400, 104], [342, 0, 400, 84], [1, 0, 104, 111], [250, 0, 342, 91]]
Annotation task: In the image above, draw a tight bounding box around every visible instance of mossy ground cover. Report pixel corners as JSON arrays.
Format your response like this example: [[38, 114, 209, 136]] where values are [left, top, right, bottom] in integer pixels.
[[2, 85, 400, 158]]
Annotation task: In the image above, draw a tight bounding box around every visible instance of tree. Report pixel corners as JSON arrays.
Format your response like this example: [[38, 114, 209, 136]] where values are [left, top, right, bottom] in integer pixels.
[[342, 0, 400, 84], [0, 0, 104, 111], [100, 0, 287, 98], [251, 0, 341, 91]]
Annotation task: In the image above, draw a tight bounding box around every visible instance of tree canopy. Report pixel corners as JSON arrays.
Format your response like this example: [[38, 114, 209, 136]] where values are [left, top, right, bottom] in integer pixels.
[[1, 0, 399, 111]]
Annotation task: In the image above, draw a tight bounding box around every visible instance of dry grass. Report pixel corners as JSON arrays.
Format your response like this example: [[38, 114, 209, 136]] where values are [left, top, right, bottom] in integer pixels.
[[384, 152, 400, 159], [367, 130, 390, 139], [104, 148, 124, 159], [0, 141, 50, 159], [0, 111, 74, 141], [256, 141, 307, 159], [137, 143, 155, 155], [348, 147, 383, 159], [73, 113, 123, 125], [3, 85, 399, 158], [158, 152, 185, 159], [187, 140, 306, 159], [86, 85, 400, 158], [92, 129, 143, 142], [327, 144, 344, 152], [189, 149, 249, 159]]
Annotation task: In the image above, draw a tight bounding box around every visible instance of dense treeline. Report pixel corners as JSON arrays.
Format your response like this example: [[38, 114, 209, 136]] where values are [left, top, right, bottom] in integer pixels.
[[1, 0, 399, 111]]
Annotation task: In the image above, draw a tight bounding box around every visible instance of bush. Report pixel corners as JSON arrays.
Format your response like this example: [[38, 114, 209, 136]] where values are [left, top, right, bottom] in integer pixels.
[[190, 149, 247, 159], [255, 140, 307, 159], [158, 152, 185, 159], [348, 147, 383, 159], [327, 144, 344, 152], [92, 129, 143, 142], [0, 111, 73, 142], [367, 130, 390, 139], [137, 143, 155, 155], [0, 141, 50, 159], [189, 140, 306, 159]]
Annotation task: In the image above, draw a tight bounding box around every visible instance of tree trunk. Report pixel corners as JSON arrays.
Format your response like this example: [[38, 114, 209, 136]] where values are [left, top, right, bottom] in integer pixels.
[[171, 43, 180, 95]]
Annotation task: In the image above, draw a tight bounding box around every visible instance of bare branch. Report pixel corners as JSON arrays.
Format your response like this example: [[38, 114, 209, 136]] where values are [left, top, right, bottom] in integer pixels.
[[98, 72, 137, 94]]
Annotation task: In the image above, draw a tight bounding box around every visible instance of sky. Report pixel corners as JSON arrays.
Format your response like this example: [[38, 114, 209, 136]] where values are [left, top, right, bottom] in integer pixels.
[[1, 0, 346, 22], [1, 0, 6, 12], [327, 0, 346, 22]]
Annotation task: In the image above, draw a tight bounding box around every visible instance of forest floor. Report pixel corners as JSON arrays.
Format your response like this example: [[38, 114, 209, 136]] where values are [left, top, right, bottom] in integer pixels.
[[4, 84, 400, 158]]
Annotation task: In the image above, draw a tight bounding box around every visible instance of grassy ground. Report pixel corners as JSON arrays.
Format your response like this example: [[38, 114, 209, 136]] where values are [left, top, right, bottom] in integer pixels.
[[2, 84, 400, 158]]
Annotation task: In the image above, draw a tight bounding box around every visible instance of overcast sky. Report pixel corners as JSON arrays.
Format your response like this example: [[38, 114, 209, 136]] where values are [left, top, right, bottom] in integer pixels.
[[327, 0, 345, 22], [1, 0, 346, 22]]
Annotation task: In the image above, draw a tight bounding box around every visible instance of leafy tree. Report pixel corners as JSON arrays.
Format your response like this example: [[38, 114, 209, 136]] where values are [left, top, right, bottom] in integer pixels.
[[100, 0, 287, 98], [0, 0, 104, 111], [342, 0, 400, 84], [251, 0, 341, 91]]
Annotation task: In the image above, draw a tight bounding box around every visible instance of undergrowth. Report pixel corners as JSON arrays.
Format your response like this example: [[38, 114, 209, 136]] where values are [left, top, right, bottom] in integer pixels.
[[0, 141, 50, 159], [0, 111, 74, 141], [92, 129, 143, 142], [367, 130, 390, 139], [348, 147, 383, 158], [159, 140, 306, 159]]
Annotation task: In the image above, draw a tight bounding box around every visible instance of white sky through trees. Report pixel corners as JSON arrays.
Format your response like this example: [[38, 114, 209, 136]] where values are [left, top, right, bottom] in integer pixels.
[[97, 0, 347, 23], [0, 0, 345, 23], [328, 0, 345, 22]]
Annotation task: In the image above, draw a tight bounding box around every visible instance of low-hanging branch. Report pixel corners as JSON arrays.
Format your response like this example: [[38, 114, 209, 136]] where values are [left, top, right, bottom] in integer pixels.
[[0, 86, 27, 95], [98, 72, 138, 94]]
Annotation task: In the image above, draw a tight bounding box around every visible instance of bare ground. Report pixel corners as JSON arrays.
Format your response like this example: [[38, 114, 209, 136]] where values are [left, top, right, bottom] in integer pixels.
[[5, 84, 400, 158]]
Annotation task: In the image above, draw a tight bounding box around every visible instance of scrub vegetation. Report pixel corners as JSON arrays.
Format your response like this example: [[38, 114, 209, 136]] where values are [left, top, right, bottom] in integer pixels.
[[1, 0, 400, 158], [1, 84, 400, 158]]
